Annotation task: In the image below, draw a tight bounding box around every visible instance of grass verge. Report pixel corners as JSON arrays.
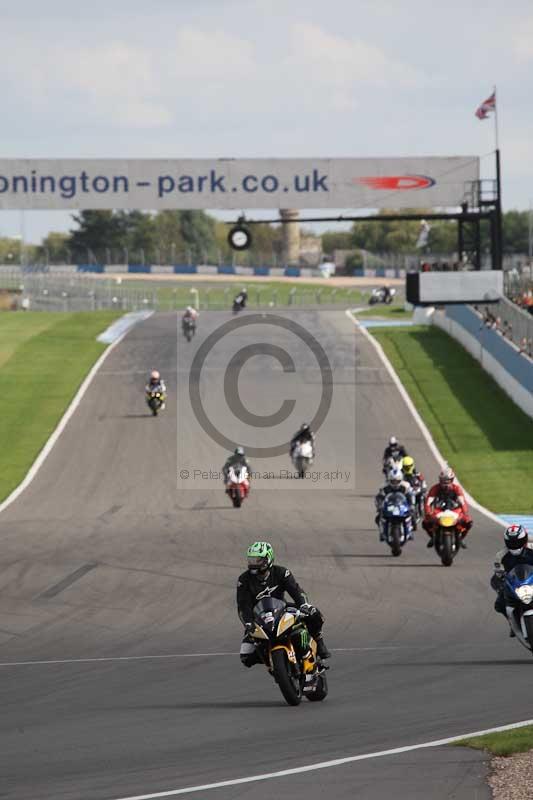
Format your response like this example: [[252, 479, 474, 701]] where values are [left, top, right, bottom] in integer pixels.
[[116, 280, 365, 309], [456, 726, 533, 756], [371, 325, 533, 513], [0, 311, 120, 502], [354, 304, 412, 319]]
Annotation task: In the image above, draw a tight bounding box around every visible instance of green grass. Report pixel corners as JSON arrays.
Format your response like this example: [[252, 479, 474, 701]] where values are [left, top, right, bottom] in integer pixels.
[[113, 280, 364, 310], [371, 325, 533, 513], [0, 311, 120, 501], [354, 304, 411, 319], [457, 726, 533, 756]]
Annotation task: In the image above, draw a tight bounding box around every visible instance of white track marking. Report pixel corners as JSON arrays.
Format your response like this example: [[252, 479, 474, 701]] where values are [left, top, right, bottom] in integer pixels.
[[0, 313, 152, 517], [113, 718, 533, 800], [346, 309, 506, 529], [0, 646, 404, 668]]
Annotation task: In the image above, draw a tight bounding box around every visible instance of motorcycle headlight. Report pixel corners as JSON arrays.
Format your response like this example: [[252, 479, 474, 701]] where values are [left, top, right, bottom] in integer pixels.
[[440, 515, 456, 528], [515, 585, 533, 604]]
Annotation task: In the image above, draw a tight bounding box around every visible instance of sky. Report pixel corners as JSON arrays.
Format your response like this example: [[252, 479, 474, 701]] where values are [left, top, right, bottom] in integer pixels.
[[1, 0, 532, 243]]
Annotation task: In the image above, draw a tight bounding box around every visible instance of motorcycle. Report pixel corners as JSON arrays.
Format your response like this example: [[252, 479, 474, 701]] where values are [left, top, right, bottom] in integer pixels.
[[292, 440, 314, 478], [226, 465, 249, 508], [379, 490, 414, 557], [232, 295, 247, 315], [369, 286, 396, 306], [182, 317, 196, 342], [501, 564, 533, 652], [408, 475, 427, 523], [429, 498, 463, 567], [249, 597, 329, 706], [146, 390, 164, 417]]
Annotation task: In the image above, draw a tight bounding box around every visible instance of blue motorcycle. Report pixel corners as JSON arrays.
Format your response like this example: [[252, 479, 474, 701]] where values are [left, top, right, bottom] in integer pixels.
[[380, 490, 414, 557], [503, 563, 533, 652]]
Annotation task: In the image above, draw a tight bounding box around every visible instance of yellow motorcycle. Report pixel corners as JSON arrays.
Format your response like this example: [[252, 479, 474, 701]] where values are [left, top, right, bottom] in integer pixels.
[[431, 498, 463, 567], [146, 390, 165, 417], [249, 597, 328, 706]]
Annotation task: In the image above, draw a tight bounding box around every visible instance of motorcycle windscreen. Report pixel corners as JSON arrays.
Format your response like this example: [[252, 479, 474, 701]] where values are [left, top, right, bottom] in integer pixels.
[[434, 496, 461, 511], [253, 597, 286, 616], [506, 564, 533, 590], [384, 491, 409, 513], [253, 597, 286, 633]]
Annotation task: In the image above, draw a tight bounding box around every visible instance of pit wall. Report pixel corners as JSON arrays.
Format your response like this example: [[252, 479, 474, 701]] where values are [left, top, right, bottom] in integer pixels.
[[432, 305, 533, 419]]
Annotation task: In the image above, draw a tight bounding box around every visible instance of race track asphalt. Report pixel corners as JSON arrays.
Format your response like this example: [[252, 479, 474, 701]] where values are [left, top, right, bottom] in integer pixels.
[[0, 309, 521, 800]]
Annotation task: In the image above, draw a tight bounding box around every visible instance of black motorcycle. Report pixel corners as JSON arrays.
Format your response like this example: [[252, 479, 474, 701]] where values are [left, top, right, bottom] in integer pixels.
[[232, 295, 247, 315], [182, 317, 196, 342], [408, 475, 427, 523]]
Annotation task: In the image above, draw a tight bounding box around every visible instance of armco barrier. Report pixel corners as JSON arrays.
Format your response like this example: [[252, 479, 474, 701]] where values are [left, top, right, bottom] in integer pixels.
[[77, 264, 104, 273], [128, 264, 151, 274], [173, 264, 197, 274], [433, 305, 533, 419], [70, 263, 404, 278]]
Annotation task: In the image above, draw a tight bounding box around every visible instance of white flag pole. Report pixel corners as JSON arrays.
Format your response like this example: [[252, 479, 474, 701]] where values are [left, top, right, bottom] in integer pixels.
[[493, 85, 499, 151]]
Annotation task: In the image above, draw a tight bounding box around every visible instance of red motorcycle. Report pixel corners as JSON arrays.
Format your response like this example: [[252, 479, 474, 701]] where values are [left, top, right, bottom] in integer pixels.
[[226, 465, 250, 508]]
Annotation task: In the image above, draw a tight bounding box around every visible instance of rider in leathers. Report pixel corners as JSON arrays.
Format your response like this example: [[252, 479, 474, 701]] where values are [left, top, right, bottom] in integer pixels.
[[382, 436, 407, 462], [182, 305, 199, 324], [375, 467, 416, 538], [402, 456, 427, 516], [422, 467, 472, 548], [290, 423, 316, 458], [222, 447, 252, 495], [145, 369, 166, 409], [491, 525, 533, 636], [237, 541, 330, 666]]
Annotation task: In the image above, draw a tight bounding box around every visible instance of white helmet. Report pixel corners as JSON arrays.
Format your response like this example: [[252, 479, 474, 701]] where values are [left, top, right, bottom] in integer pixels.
[[389, 436, 397, 446], [150, 369, 160, 381], [388, 467, 403, 488], [186, 305, 193, 313]]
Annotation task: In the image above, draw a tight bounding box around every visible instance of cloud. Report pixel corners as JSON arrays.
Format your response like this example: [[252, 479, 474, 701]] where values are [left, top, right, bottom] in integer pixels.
[[2, 27, 257, 128], [513, 18, 533, 60], [285, 22, 423, 110], [169, 27, 256, 80]]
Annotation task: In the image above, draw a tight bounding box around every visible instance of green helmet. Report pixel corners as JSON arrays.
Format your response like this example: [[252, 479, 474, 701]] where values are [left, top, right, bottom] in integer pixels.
[[247, 541, 274, 576]]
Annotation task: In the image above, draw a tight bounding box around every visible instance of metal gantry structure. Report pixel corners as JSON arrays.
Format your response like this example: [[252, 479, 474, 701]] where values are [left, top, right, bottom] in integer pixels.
[[228, 151, 504, 271]]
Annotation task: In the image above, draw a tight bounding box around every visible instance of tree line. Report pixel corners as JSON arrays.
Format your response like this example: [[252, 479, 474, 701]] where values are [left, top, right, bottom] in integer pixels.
[[0, 208, 531, 266], [322, 209, 532, 258]]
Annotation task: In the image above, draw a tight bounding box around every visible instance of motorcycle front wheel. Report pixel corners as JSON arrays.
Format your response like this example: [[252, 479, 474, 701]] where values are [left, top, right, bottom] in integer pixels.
[[440, 530, 454, 566], [271, 650, 302, 706], [390, 522, 402, 557], [231, 490, 242, 508]]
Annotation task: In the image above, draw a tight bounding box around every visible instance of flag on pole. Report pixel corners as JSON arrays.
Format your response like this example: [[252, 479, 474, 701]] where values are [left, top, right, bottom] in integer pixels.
[[475, 90, 496, 120]]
